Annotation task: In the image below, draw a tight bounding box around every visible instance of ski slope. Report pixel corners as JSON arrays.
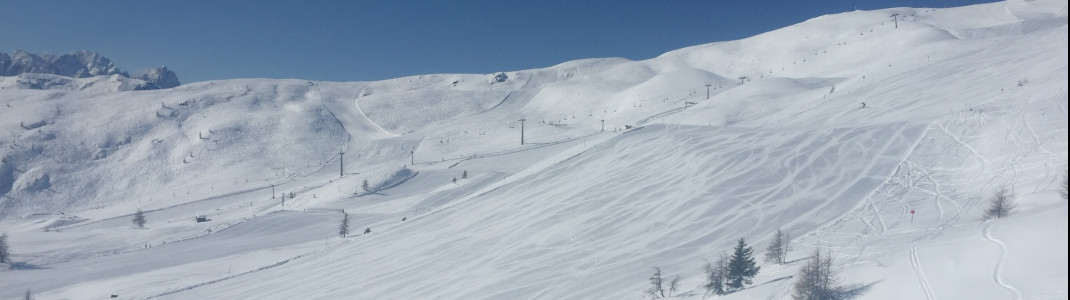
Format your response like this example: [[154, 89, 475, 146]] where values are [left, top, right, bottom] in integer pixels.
[[1, 0, 1067, 299]]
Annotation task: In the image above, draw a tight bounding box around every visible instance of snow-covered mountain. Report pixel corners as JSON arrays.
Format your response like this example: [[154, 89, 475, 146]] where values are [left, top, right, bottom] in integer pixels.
[[0, 0, 1066, 299], [0, 50, 180, 90]]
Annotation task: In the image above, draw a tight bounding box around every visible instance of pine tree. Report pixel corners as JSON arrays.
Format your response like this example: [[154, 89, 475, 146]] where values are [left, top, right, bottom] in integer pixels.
[[984, 187, 1016, 219], [727, 238, 760, 290], [703, 253, 729, 296], [792, 249, 841, 300], [0, 232, 10, 264], [462, 170, 468, 179], [132, 209, 147, 228], [361, 179, 370, 192], [24, 288, 32, 300], [338, 212, 350, 238]]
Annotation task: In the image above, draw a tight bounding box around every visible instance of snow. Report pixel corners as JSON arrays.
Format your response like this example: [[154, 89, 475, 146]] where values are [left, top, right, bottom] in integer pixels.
[[0, 0, 1067, 299]]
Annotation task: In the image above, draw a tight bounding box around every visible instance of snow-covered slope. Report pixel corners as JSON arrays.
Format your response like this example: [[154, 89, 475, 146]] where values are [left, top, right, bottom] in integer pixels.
[[0, 0, 1066, 299]]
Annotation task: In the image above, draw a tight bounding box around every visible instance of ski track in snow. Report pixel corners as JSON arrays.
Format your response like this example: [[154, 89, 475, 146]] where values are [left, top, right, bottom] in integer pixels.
[[910, 246, 936, 300], [983, 222, 1023, 300]]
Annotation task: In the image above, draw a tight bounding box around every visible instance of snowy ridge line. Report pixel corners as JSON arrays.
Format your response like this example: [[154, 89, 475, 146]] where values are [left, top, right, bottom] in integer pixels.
[[983, 221, 1023, 300]]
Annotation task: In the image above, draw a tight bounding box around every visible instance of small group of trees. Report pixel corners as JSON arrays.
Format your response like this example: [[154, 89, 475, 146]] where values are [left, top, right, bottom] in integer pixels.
[[702, 238, 761, 297]]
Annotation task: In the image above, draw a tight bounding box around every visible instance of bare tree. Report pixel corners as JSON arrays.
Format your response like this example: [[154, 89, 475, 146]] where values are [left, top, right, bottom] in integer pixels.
[[667, 275, 681, 298], [765, 228, 792, 264], [703, 253, 729, 296], [132, 209, 147, 228], [0, 232, 10, 264], [984, 187, 1016, 219], [792, 249, 842, 300], [338, 212, 350, 238], [647, 267, 665, 299]]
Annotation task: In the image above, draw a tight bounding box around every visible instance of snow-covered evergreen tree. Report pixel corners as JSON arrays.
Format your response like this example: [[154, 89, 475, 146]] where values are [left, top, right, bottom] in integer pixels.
[[0, 232, 10, 264], [339, 212, 350, 238], [727, 238, 760, 289]]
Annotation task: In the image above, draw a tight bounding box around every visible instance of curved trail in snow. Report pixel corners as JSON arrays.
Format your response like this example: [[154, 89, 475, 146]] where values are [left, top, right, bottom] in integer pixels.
[[910, 246, 936, 300], [983, 222, 1023, 300]]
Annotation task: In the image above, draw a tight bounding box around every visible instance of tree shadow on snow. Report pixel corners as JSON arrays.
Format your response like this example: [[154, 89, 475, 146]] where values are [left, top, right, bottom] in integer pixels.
[[7, 261, 48, 270], [837, 281, 880, 300]]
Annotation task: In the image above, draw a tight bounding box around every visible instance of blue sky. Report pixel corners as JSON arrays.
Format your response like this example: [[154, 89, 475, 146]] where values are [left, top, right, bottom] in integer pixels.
[[1, 0, 996, 83]]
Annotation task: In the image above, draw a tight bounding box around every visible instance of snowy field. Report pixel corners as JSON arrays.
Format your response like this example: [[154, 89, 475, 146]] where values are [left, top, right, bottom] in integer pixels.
[[0, 0, 1066, 299]]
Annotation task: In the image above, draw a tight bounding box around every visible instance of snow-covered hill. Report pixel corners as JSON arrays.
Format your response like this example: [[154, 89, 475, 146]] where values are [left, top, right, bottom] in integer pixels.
[[0, 0, 1066, 299]]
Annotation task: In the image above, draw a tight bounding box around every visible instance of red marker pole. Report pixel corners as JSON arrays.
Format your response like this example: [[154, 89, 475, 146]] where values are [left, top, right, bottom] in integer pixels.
[[910, 209, 915, 224]]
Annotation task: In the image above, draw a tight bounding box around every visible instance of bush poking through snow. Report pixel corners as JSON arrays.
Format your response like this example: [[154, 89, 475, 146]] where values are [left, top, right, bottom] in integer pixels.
[[984, 187, 1016, 219], [132, 209, 147, 228]]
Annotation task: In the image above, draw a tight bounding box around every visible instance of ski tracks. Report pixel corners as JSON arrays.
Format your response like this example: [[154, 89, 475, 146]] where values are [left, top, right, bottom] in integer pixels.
[[910, 246, 936, 300], [983, 222, 1023, 300]]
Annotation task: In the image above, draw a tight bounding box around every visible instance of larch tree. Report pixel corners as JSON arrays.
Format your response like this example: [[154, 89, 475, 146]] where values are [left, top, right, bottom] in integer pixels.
[[984, 187, 1016, 219], [704, 253, 729, 296], [764, 228, 791, 264], [792, 249, 842, 300]]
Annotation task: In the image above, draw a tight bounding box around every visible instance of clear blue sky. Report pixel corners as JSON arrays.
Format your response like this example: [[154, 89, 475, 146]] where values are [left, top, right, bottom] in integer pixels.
[[1, 0, 996, 83]]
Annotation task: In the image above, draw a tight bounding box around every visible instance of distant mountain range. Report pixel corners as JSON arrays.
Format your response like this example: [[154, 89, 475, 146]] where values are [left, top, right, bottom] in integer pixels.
[[0, 50, 180, 89]]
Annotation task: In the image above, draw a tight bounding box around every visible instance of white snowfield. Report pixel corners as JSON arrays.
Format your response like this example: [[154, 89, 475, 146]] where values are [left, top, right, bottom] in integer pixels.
[[0, 0, 1066, 299]]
